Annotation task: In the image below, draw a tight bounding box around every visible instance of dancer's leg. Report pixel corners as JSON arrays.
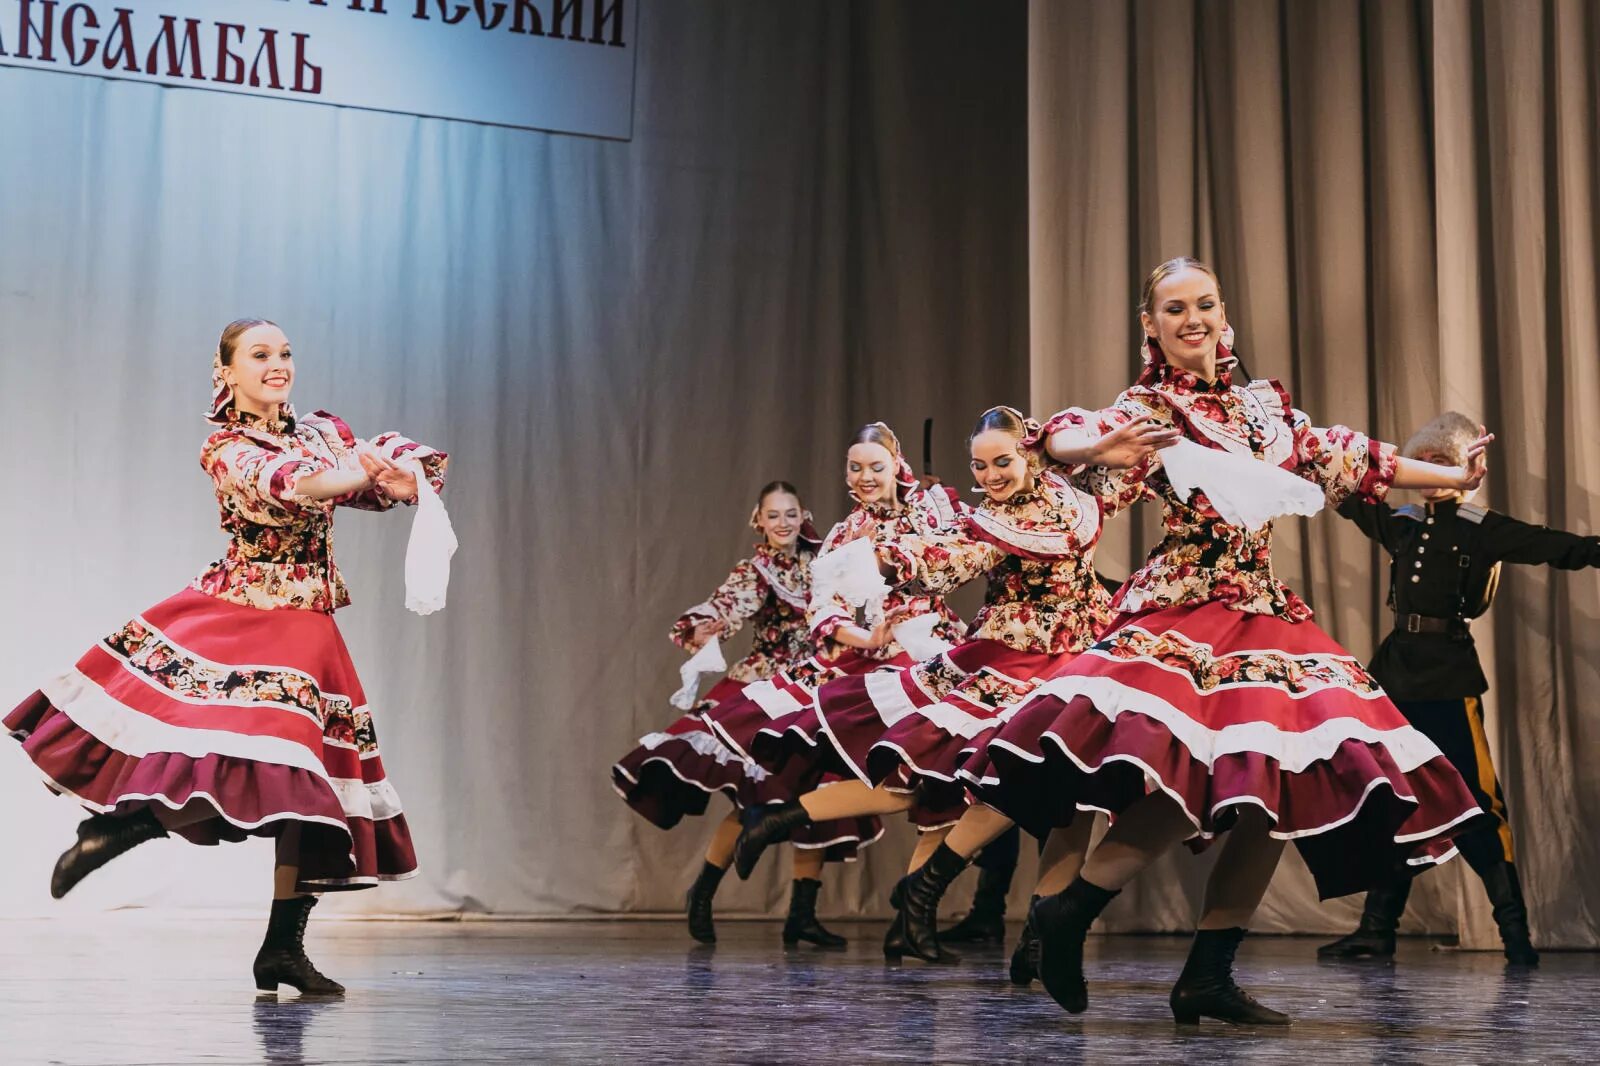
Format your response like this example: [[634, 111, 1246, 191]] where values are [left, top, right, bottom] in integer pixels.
[[940, 808, 1019, 945], [888, 824, 963, 964], [1171, 806, 1290, 1026], [802, 780, 914, 821], [735, 781, 910, 880], [1196, 806, 1284, 930], [703, 810, 742, 869], [686, 811, 739, 944], [1033, 794, 1193, 1013], [272, 822, 302, 900], [1076, 792, 1195, 890], [1035, 816, 1096, 895], [784, 846, 846, 948], [940, 804, 1014, 860], [792, 846, 824, 881], [255, 822, 344, 997]]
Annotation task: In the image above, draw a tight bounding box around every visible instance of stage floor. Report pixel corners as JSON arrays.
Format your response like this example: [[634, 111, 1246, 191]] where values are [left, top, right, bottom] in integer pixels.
[[1, 916, 1591, 1064]]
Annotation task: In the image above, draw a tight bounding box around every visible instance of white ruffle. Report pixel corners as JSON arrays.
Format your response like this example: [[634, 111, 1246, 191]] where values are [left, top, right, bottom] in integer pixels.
[[669, 637, 727, 710], [892, 612, 956, 661], [810, 536, 889, 623], [1158, 437, 1324, 531]]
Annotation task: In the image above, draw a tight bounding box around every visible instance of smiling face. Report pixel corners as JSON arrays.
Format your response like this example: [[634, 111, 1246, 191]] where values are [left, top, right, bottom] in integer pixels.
[[1140, 266, 1228, 378], [754, 490, 804, 550], [221, 323, 294, 417], [846, 442, 898, 506], [969, 428, 1031, 503]]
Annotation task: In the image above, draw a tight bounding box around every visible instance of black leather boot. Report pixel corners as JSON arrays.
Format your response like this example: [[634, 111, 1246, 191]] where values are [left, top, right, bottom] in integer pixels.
[[886, 843, 968, 964], [1032, 877, 1118, 1013], [782, 877, 848, 948], [942, 865, 1011, 945], [1009, 895, 1042, 985], [733, 802, 812, 880], [1169, 927, 1290, 1026], [253, 896, 345, 997], [1317, 878, 1412, 959], [686, 861, 726, 944], [51, 808, 168, 899], [1479, 861, 1539, 966]]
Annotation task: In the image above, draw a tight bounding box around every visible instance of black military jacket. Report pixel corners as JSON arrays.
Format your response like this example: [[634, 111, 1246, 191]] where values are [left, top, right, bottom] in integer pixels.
[[1338, 498, 1600, 699]]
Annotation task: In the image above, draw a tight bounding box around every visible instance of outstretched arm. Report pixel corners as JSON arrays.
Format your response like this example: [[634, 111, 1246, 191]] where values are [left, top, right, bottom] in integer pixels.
[[1390, 429, 1494, 493], [1483, 513, 1600, 569]]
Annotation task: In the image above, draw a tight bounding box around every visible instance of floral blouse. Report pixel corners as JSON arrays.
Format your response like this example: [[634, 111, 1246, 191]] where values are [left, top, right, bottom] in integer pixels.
[[1046, 363, 1397, 621], [808, 485, 967, 661], [194, 406, 448, 613], [881, 469, 1133, 655], [671, 544, 816, 684]]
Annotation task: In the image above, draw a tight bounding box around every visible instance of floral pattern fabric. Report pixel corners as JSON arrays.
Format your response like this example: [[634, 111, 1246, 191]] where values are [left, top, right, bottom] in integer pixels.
[[106, 615, 380, 753], [193, 407, 448, 613], [1097, 623, 1384, 696], [882, 470, 1128, 656], [807, 486, 967, 660], [671, 544, 816, 685], [1044, 365, 1397, 620]]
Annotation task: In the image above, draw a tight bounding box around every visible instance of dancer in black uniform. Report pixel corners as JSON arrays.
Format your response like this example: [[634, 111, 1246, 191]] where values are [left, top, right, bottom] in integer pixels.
[[1320, 412, 1600, 966]]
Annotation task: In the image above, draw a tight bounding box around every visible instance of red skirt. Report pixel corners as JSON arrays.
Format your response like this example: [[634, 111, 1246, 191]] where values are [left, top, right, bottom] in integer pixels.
[[701, 648, 913, 767], [959, 602, 1491, 899], [610, 678, 881, 861], [5, 588, 415, 891], [700, 649, 966, 831], [820, 638, 1074, 791]]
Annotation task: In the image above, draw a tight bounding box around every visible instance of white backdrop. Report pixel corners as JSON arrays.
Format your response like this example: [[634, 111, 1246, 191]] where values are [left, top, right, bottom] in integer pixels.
[[0, 1, 1030, 918]]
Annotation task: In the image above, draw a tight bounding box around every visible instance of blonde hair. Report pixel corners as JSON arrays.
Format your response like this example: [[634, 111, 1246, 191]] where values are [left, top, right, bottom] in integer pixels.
[[1139, 257, 1220, 316], [850, 421, 902, 456]]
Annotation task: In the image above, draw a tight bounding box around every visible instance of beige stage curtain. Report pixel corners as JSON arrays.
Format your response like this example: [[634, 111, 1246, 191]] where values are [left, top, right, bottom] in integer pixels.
[[1029, 0, 1600, 948]]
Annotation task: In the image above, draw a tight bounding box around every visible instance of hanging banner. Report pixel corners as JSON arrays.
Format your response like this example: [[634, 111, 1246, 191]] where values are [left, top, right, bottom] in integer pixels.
[[0, 0, 639, 139]]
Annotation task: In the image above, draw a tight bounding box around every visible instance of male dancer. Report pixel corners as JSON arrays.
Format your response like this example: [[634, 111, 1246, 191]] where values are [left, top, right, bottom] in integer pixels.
[[1322, 412, 1600, 966]]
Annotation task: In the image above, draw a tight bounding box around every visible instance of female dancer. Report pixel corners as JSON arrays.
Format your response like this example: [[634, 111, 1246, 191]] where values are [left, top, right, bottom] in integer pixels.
[[964, 258, 1495, 1025], [732, 407, 1172, 966], [611, 481, 876, 947], [703, 423, 967, 872], [6, 319, 446, 995]]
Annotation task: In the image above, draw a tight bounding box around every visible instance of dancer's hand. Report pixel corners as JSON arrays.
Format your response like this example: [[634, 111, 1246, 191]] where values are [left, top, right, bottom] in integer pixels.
[[1456, 427, 1493, 491], [1090, 417, 1181, 469], [864, 605, 918, 649], [688, 619, 725, 651], [358, 447, 419, 502]]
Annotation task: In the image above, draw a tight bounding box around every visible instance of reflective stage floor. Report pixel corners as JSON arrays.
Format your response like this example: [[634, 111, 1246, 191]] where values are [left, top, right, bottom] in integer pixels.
[[1, 917, 1593, 1064]]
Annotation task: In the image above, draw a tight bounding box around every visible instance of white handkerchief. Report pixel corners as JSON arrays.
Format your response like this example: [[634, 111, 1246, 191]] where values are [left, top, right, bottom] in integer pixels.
[[670, 637, 727, 710], [403, 460, 459, 615], [810, 536, 890, 618], [1159, 437, 1324, 531], [892, 612, 956, 661]]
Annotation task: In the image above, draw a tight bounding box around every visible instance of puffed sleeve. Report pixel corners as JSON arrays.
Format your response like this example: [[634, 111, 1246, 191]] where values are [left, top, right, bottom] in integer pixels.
[[199, 432, 332, 526], [1290, 409, 1397, 507], [671, 559, 766, 649], [1052, 392, 1166, 516], [305, 412, 449, 512], [880, 533, 1002, 596]]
